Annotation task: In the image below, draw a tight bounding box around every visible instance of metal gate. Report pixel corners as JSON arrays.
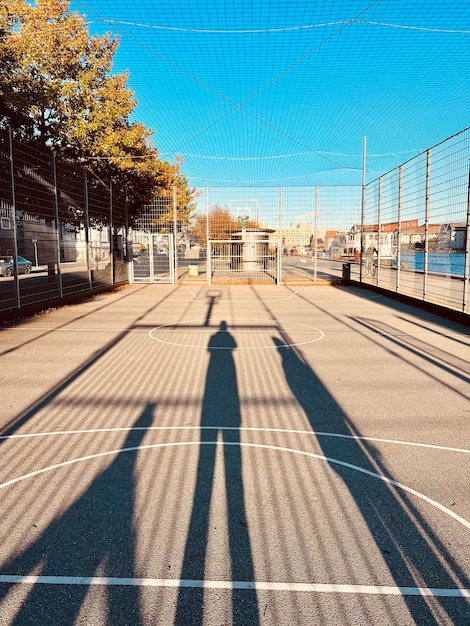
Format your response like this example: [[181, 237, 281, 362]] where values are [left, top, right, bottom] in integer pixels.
[[208, 236, 280, 285], [130, 233, 175, 284]]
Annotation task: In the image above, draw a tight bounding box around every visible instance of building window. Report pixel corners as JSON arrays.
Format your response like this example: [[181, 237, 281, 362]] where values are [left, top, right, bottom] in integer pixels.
[[0, 217, 11, 230]]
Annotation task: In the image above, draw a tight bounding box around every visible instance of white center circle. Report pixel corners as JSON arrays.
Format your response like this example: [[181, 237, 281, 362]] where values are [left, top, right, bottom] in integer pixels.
[[148, 318, 324, 349]]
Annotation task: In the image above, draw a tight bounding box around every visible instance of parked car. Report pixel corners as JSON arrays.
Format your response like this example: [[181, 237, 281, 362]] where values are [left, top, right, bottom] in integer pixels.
[[0, 255, 33, 277]]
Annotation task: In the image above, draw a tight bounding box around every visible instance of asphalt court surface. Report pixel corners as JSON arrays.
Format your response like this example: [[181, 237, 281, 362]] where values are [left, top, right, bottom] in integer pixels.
[[0, 283, 469, 625]]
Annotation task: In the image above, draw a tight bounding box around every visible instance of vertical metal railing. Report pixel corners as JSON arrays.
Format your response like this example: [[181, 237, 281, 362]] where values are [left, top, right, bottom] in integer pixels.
[[7, 129, 20, 308], [2, 126, 470, 317], [423, 149, 431, 302], [51, 152, 63, 298], [83, 169, 92, 290], [109, 180, 114, 286], [0, 128, 130, 316], [395, 165, 403, 293], [464, 159, 470, 313], [376, 176, 382, 286]]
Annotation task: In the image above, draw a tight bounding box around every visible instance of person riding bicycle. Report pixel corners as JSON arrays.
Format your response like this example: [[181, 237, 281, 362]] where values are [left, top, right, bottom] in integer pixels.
[[363, 246, 378, 276]]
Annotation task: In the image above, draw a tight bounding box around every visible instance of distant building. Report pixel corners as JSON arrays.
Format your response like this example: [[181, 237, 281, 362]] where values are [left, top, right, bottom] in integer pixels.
[[399, 224, 440, 249], [328, 229, 395, 260], [381, 219, 419, 232], [268, 223, 326, 251], [437, 223, 466, 251], [0, 204, 14, 256], [324, 230, 338, 252]]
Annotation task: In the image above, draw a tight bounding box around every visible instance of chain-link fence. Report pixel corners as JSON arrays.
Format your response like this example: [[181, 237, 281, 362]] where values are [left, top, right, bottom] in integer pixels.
[[0, 129, 129, 315], [173, 130, 469, 313], [1, 126, 469, 316], [178, 185, 362, 284], [354, 127, 470, 313]]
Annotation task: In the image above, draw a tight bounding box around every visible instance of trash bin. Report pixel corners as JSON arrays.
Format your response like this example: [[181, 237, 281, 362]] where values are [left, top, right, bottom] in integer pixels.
[[47, 262, 57, 282], [342, 262, 351, 283], [188, 265, 199, 277]]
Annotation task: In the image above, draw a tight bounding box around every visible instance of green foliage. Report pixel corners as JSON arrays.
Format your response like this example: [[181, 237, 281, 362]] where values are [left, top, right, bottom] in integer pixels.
[[190, 204, 260, 247], [0, 0, 196, 223]]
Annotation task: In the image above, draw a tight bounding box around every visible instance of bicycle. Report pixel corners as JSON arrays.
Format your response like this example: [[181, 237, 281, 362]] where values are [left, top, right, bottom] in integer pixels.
[[363, 256, 377, 277]]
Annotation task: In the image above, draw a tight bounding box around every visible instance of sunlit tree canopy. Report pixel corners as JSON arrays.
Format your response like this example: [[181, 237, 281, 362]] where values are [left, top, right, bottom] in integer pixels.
[[0, 0, 196, 222]]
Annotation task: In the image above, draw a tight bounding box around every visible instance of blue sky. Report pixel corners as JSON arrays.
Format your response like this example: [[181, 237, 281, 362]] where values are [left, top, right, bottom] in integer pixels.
[[71, 0, 470, 191]]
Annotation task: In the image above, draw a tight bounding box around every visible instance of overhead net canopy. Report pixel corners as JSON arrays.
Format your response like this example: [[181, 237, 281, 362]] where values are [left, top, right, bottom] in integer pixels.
[[74, 0, 469, 187]]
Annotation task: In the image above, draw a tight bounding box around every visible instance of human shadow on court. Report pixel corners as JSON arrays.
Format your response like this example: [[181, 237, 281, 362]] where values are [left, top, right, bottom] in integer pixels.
[[0, 405, 153, 626], [273, 337, 469, 625], [175, 321, 260, 626]]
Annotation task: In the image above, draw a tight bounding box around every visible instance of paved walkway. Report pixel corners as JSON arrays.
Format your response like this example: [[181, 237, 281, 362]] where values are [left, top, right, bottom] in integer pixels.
[[0, 283, 469, 625]]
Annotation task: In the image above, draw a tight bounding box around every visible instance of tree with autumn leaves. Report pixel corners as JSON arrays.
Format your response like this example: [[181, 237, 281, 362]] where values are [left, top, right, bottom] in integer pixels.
[[0, 0, 196, 225], [190, 205, 261, 248]]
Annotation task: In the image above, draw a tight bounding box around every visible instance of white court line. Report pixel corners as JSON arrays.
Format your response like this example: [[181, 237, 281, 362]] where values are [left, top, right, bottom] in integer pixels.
[[2, 426, 469, 455], [0, 327, 149, 332], [1, 325, 465, 341], [148, 319, 324, 349], [184, 285, 305, 301], [149, 328, 318, 333], [1, 441, 469, 529], [122, 286, 306, 303], [0, 575, 468, 597], [325, 331, 469, 337]]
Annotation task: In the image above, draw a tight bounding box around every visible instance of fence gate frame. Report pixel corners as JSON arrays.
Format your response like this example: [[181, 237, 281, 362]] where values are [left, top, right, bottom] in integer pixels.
[[129, 232, 175, 284], [207, 238, 281, 285]]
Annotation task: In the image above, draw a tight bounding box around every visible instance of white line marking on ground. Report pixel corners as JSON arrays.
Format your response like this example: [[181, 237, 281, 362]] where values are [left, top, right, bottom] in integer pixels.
[[148, 319, 324, 349], [1, 441, 469, 529], [0, 327, 149, 332], [2, 426, 469, 454], [325, 331, 470, 340], [288, 287, 304, 298], [0, 575, 468, 597], [183, 285, 305, 302], [1, 326, 465, 341], [148, 329, 317, 334]]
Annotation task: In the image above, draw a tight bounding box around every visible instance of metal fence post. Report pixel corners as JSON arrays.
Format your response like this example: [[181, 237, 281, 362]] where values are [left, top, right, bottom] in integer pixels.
[[84, 169, 92, 288], [463, 159, 470, 313], [396, 165, 403, 293], [50, 151, 63, 298], [376, 176, 382, 285], [312, 187, 319, 282], [124, 183, 130, 264], [205, 187, 209, 241], [360, 136, 366, 283], [8, 129, 21, 308], [208, 240, 212, 285], [173, 184, 178, 279], [423, 149, 431, 302], [110, 179, 114, 285]]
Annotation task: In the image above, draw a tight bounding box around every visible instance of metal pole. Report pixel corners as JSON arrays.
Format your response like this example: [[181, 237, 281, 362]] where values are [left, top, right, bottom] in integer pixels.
[[50, 151, 63, 298], [8, 128, 20, 308], [423, 149, 431, 302], [463, 158, 470, 313], [109, 179, 114, 285], [276, 239, 281, 285], [173, 185, 178, 280], [360, 136, 366, 282], [314, 186, 319, 282], [124, 183, 131, 281], [396, 165, 403, 293], [377, 176, 382, 284], [84, 169, 92, 289], [208, 240, 212, 286], [205, 187, 210, 282]]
